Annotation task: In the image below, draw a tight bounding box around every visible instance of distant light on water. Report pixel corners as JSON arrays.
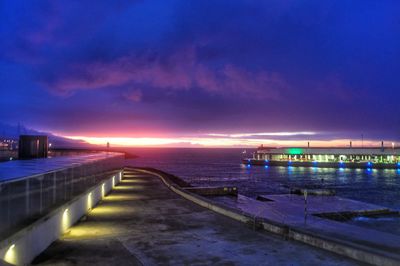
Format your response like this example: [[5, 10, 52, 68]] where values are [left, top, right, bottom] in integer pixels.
[[353, 216, 370, 222]]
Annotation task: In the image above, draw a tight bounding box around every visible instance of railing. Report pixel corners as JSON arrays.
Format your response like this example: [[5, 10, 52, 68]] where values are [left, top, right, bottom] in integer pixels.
[[0, 153, 124, 239]]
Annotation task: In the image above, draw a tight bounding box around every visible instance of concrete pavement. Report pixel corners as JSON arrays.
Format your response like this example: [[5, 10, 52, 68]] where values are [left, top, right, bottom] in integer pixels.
[[32, 168, 357, 265]]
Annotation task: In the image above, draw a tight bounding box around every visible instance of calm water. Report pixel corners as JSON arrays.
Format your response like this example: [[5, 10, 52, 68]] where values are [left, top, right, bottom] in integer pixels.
[[126, 148, 400, 210]]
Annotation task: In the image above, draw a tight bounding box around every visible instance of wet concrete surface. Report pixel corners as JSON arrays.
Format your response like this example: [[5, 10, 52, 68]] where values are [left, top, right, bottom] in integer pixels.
[[259, 194, 390, 214], [218, 194, 400, 255], [32, 169, 358, 266]]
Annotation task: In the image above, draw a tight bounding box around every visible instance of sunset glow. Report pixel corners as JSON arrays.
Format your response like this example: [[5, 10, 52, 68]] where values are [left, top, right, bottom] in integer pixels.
[[65, 135, 386, 148], [1, 1, 400, 146]]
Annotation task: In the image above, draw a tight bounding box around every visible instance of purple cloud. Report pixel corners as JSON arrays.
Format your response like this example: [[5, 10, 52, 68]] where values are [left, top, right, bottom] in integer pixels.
[[38, 46, 287, 100]]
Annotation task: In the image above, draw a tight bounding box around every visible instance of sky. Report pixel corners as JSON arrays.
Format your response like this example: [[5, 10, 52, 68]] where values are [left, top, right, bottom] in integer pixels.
[[1, 1, 400, 147]]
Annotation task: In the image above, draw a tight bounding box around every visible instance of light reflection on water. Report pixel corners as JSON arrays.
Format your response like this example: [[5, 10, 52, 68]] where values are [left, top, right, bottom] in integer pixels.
[[349, 214, 400, 235], [126, 148, 400, 211]]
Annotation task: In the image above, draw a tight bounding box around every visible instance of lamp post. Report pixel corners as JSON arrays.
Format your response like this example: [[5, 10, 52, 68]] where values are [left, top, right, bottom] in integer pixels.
[[361, 134, 364, 148]]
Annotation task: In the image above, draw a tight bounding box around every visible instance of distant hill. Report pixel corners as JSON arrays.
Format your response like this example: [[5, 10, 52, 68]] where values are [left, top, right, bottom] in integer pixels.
[[0, 123, 91, 149]]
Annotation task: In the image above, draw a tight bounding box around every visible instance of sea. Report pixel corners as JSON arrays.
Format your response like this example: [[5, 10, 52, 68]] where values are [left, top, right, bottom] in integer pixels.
[[126, 147, 400, 236], [126, 147, 400, 210]]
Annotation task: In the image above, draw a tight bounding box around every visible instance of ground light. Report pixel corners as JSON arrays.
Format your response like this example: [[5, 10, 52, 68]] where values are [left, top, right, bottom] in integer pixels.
[[102, 183, 105, 198], [4, 244, 16, 265], [87, 192, 92, 210], [112, 176, 115, 187], [62, 209, 69, 233], [119, 171, 122, 181]]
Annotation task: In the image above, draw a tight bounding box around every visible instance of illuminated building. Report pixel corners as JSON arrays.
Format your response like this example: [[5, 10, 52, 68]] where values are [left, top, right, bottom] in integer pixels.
[[245, 144, 400, 169]]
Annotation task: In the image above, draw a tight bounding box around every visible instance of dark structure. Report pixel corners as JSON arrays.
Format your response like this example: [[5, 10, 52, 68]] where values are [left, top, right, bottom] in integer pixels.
[[18, 135, 49, 159]]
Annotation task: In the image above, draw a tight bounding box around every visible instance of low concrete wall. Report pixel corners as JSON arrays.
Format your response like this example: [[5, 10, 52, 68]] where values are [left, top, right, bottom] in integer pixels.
[[134, 168, 399, 266], [288, 229, 397, 266], [0, 171, 123, 265], [183, 186, 238, 196]]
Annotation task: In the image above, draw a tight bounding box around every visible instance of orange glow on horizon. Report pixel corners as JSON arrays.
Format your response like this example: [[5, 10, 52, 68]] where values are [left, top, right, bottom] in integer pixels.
[[64, 135, 388, 148]]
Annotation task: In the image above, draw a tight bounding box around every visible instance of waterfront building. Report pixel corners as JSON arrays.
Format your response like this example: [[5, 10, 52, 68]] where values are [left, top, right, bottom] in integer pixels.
[[245, 144, 400, 169], [18, 135, 48, 159], [0, 138, 17, 151]]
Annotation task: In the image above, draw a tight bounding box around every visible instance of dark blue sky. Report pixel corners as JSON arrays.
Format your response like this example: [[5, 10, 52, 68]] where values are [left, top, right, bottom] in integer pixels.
[[1, 1, 400, 146]]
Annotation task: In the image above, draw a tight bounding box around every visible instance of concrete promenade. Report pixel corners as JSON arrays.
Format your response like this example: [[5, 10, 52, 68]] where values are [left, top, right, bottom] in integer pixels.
[[32, 168, 356, 265]]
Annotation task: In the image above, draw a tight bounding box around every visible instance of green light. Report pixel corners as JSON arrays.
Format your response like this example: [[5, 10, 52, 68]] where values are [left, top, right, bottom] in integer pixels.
[[287, 148, 303, 155]]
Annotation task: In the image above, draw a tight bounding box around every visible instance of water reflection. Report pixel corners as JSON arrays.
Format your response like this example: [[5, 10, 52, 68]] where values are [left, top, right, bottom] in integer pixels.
[[127, 148, 400, 210]]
